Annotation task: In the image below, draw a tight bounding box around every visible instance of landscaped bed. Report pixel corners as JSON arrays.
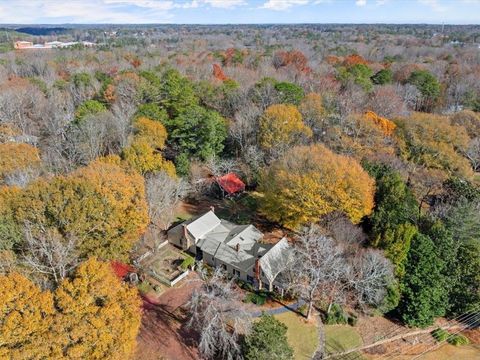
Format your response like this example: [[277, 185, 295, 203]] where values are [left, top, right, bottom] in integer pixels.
[[274, 312, 318, 360]]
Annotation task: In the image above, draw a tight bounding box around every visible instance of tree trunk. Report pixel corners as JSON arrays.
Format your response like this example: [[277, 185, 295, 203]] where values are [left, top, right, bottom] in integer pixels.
[[307, 299, 314, 320]]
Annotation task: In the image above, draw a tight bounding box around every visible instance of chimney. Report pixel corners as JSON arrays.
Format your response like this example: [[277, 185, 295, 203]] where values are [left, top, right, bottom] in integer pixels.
[[254, 258, 260, 280], [236, 243, 240, 252], [182, 225, 189, 250], [209, 206, 215, 213]]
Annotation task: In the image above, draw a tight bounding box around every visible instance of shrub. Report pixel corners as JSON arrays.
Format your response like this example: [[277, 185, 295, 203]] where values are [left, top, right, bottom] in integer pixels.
[[431, 328, 449, 342], [325, 304, 349, 325], [180, 256, 195, 270], [448, 334, 470, 346]]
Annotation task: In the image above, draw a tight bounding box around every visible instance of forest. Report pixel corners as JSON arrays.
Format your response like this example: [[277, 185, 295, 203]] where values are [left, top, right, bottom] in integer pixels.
[[0, 23, 479, 359]]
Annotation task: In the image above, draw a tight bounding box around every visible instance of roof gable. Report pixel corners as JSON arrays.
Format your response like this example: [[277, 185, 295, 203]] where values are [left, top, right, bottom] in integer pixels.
[[186, 210, 221, 239]]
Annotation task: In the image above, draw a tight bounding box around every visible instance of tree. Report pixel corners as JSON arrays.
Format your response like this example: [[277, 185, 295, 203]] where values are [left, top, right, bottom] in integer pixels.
[[0, 272, 56, 359], [299, 93, 326, 140], [407, 70, 441, 112], [135, 103, 168, 123], [22, 223, 79, 285], [159, 68, 199, 117], [395, 112, 472, 178], [366, 165, 418, 247], [145, 171, 188, 231], [166, 104, 227, 162], [122, 138, 176, 176], [274, 81, 305, 105], [14, 162, 149, 261], [259, 144, 375, 229], [53, 258, 141, 359], [75, 99, 107, 123], [243, 314, 293, 360], [287, 227, 349, 319], [0, 142, 41, 186], [133, 117, 168, 149], [258, 104, 312, 153], [398, 233, 448, 328], [187, 269, 250, 360], [371, 68, 393, 85]]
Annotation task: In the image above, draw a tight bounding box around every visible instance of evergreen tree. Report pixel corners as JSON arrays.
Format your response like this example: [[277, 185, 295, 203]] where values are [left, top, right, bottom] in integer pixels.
[[243, 314, 293, 360], [398, 233, 448, 327]]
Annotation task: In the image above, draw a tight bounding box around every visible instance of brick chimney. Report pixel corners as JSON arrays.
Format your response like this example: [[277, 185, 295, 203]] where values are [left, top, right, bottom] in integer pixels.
[[209, 206, 215, 213], [236, 243, 240, 252]]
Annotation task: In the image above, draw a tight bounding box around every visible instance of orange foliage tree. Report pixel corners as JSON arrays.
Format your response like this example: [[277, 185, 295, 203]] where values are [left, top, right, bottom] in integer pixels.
[[212, 64, 228, 81], [259, 144, 375, 229], [0, 143, 41, 183], [364, 111, 397, 136], [343, 54, 369, 67]]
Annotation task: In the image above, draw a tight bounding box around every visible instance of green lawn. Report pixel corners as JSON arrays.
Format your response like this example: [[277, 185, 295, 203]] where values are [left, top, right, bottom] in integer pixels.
[[274, 312, 319, 360], [325, 325, 364, 359]]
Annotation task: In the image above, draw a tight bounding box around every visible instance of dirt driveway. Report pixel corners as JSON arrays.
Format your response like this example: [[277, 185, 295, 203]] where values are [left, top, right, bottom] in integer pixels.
[[135, 273, 201, 360]]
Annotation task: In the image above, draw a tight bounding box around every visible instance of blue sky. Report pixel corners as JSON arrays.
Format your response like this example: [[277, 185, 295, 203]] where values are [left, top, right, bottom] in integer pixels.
[[0, 0, 479, 24]]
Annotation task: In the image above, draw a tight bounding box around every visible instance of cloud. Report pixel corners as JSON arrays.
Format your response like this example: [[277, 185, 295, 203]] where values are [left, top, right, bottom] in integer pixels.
[[356, 0, 367, 6], [419, 0, 447, 12], [261, 0, 309, 11], [202, 0, 246, 8]]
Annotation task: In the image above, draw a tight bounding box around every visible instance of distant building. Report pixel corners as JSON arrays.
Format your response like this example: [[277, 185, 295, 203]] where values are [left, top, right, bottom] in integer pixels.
[[14, 41, 33, 49], [14, 40, 96, 50]]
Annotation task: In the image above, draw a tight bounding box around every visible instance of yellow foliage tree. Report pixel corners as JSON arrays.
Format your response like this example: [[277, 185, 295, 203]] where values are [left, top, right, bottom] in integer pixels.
[[0, 142, 41, 182], [120, 117, 175, 176], [259, 144, 375, 229], [122, 138, 176, 177], [0, 259, 142, 360], [395, 112, 472, 178], [299, 93, 326, 133], [134, 117, 168, 149], [258, 104, 312, 150], [53, 258, 141, 359], [364, 110, 396, 136], [0, 273, 56, 359], [13, 162, 149, 261]]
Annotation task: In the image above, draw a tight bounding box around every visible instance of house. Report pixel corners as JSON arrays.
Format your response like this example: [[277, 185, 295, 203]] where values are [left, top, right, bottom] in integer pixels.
[[167, 210, 293, 291]]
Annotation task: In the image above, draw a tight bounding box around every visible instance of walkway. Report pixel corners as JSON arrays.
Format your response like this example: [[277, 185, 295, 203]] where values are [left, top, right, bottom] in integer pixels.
[[250, 299, 306, 318]]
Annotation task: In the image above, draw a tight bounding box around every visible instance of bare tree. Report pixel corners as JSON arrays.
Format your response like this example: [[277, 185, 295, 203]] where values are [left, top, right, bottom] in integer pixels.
[[465, 137, 480, 172], [287, 226, 350, 319], [22, 223, 79, 286], [145, 171, 188, 231], [205, 155, 240, 177], [187, 268, 251, 360], [349, 249, 395, 308]]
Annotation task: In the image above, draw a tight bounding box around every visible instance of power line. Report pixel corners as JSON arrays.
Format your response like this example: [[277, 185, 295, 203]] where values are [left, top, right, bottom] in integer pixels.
[[410, 312, 480, 360], [378, 308, 480, 360]]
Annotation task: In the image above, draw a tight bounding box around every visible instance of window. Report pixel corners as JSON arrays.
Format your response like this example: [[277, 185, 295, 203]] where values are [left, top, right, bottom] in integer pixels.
[[247, 275, 254, 283], [233, 269, 240, 277], [222, 264, 227, 271]]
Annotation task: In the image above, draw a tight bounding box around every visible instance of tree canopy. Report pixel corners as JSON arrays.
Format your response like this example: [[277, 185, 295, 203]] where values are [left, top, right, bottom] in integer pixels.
[[259, 144, 375, 229]]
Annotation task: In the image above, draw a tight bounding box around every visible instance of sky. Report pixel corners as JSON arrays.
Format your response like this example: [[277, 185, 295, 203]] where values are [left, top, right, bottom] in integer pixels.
[[0, 0, 479, 25]]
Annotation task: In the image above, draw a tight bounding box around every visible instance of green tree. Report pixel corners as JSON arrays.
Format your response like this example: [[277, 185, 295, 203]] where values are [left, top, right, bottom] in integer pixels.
[[371, 68, 393, 85], [407, 70, 441, 111], [166, 105, 227, 161], [135, 103, 168, 123], [243, 313, 293, 360], [159, 69, 198, 117], [274, 81, 305, 105], [75, 99, 107, 122], [366, 165, 418, 247], [398, 233, 448, 327]]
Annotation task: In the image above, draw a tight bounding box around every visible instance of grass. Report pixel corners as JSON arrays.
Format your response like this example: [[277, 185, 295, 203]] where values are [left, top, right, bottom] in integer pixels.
[[274, 312, 318, 360], [325, 325, 364, 359]]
